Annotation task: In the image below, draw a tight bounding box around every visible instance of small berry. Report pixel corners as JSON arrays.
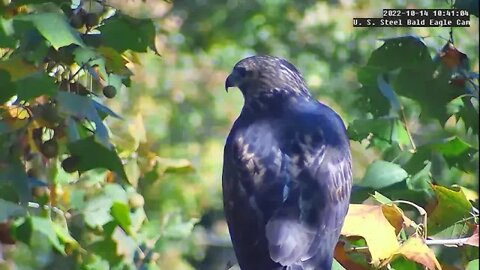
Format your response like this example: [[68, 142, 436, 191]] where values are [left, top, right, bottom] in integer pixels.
[[103, 85, 117, 98], [62, 156, 79, 173]]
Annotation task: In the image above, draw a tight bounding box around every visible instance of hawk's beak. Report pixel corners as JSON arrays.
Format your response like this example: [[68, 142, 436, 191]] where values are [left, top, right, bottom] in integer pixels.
[[225, 74, 234, 92]]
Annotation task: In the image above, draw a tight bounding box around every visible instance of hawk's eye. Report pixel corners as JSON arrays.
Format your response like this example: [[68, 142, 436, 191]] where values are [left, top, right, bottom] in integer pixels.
[[236, 66, 248, 77]]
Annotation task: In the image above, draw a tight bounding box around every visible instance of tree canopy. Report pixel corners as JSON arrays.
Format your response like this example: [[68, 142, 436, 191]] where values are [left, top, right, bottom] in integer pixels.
[[0, 0, 478, 269]]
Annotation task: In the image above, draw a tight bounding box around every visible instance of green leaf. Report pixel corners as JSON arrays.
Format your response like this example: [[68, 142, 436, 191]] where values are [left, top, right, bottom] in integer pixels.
[[15, 72, 57, 100], [348, 117, 409, 148], [92, 100, 122, 120], [389, 256, 423, 270], [111, 226, 136, 257], [360, 160, 408, 189], [393, 64, 463, 123], [0, 159, 30, 202], [332, 259, 346, 270], [73, 47, 108, 81], [0, 199, 26, 222], [56, 91, 110, 146], [98, 14, 155, 53], [431, 136, 471, 157], [0, 57, 37, 80], [67, 136, 127, 180], [53, 222, 78, 248], [12, 217, 32, 244], [83, 196, 113, 228], [0, 69, 15, 103], [110, 202, 131, 234], [377, 74, 401, 113], [368, 35, 432, 71], [31, 216, 65, 255], [97, 46, 130, 74], [428, 185, 472, 235], [0, 17, 16, 48], [406, 162, 432, 192], [162, 215, 198, 239], [15, 12, 84, 49], [355, 66, 390, 116], [428, 136, 477, 172], [371, 191, 393, 204], [104, 184, 128, 203], [90, 236, 122, 265], [466, 259, 479, 270], [456, 96, 479, 135], [431, 219, 471, 239]]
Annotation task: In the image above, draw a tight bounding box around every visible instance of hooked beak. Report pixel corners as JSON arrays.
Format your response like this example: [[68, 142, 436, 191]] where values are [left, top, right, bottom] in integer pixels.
[[225, 74, 235, 92]]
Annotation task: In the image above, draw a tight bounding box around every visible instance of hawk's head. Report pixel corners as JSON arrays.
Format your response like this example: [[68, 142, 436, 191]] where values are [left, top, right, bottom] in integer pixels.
[[225, 55, 309, 97]]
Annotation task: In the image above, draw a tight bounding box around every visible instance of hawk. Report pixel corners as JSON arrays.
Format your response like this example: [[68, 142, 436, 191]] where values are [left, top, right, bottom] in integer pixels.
[[222, 55, 352, 270]]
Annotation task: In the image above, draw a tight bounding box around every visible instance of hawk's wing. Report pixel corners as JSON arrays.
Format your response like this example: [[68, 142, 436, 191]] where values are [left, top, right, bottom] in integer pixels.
[[223, 102, 352, 269]]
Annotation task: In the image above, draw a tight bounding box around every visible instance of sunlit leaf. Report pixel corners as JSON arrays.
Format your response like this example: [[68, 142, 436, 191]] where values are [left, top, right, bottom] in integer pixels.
[[31, 216, 66, 255], [380, 237, 441, 270], [73, 47, 108, 81], [53, 222, 78, 248], [111, 226, 136, 257], [341, 204, 400, 265], [431, 137, 471, 157], [15, 12, 84, 49], [110, 202, 131, 234], [97, 46, 130, 74], [155, 156, 195, 174], [428, 185, 472, 235], [162, 215, 198, 239], [97, 14, 155, 53], [83, 196, 113, 228], [332, 258, 347, 270], [466, 259, 479, 270]]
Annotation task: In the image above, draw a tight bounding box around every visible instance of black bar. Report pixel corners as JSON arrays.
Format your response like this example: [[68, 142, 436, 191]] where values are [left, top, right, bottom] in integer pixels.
[[353, 17, 471, 27], [382, 9, 470, 19]]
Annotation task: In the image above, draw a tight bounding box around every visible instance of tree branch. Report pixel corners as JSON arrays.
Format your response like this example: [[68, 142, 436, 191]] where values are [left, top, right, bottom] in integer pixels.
[[425, 237, 472, 247]]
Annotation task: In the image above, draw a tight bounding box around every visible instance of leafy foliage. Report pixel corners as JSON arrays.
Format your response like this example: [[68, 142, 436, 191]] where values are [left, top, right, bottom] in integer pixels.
[[0, 0, 478, 269]]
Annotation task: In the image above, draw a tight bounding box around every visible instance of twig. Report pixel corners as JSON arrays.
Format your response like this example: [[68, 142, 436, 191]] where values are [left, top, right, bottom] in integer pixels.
[[392, 200, 427, 238], [399, 108, 416, 152], [26, 202, 70, 219], [345, 245, 370, 254], [425, 237, 471, 247]]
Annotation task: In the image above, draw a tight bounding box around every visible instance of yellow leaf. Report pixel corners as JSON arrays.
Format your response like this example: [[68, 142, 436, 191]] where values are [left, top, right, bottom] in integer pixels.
[[452, 184, 478, 202], [382, 204, 416, 235], [97, 46, 129, 74], [128, 113, 147, 145], [341, 204, 400, 266], [466, 225, 479, 247], [0, 57, 37, 80], [7, 106, 30, 119], [380, 237, 442, 270]]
